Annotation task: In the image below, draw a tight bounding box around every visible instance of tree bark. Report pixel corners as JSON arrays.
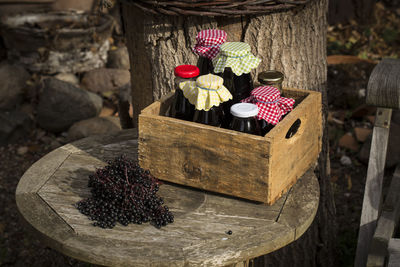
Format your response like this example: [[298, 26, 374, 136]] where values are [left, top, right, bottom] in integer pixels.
[[122, 0, 336, 265]]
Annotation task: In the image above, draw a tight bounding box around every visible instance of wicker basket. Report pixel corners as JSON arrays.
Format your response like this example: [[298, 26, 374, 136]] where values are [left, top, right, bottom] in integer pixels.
[[121, 0, 312, 16]]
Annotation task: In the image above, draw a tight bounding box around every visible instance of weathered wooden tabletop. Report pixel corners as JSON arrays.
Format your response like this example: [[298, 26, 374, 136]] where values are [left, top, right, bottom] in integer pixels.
[[16, 129, 319, 267]]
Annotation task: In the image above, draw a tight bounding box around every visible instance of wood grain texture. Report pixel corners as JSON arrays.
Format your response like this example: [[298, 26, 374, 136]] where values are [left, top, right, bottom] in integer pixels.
[[367, 164, 400, 267], [139, 87, 321, 204], [355, 109, 393, 267], [16, 130, 319, 266], [268, 89, 322, 203], [16, 147, 71, 194], [139, 113, 270, 203], [388, 238, 400, 267], [366, 58, 400, 109], [277, 168, 320, 240], [15, 193, 74, 252]]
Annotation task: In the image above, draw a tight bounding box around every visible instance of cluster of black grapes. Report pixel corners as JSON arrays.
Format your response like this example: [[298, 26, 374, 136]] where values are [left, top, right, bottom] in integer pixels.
[[76, 155, 174, 229]]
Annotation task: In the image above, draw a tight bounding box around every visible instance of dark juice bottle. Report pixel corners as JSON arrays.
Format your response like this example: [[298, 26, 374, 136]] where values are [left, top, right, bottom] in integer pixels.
[[171, 89, 194, 120], [221, 68, 253, 128], [229, 103, 260, 135], [244, 85, 294, 136], [231, 117, 261, 135], [257, 70, 286, 132], [193, 29, 227, 75], [222, 68, 253, 103], [258, 70, 284, 95], [193, 106, 224, 127], [233, 73, 253, 102], [190, 73, 232, 127], [213, 42, 260, 128], [259, 120, 274, 136], [197, 56, 214, 76], [170, 65, 199, 121]]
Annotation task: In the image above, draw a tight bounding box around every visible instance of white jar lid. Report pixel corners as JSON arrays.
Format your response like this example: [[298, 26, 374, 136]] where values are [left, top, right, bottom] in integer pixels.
[[230, 103, 258, 118]]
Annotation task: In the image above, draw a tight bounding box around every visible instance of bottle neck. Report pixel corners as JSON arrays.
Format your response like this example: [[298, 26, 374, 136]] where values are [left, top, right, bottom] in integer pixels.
[[174, 76, 196, 89]]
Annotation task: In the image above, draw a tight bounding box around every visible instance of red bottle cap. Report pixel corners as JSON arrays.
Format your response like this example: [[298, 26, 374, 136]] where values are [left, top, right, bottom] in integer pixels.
[[174, 65, 200, 78]]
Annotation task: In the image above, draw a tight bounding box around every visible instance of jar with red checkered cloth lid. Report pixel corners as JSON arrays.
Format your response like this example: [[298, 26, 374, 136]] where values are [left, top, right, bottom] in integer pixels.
[[193, 29, 227, 75], [242, 86, 295, 136]]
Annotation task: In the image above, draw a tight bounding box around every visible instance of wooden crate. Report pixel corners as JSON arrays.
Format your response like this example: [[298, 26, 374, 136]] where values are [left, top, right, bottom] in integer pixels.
[[138, 88, 322, 205]]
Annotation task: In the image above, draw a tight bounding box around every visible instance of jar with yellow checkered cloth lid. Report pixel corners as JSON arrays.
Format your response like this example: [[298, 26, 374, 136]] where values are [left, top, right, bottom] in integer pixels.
[[180, 74, 232, 127]]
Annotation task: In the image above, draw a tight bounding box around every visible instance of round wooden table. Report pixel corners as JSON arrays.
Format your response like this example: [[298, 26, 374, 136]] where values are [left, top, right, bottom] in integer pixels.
[[16, 129, 319, 266]]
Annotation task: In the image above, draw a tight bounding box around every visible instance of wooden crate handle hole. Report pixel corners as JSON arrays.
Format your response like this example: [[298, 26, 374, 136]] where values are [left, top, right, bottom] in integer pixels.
[[285, 119, 302, 139]]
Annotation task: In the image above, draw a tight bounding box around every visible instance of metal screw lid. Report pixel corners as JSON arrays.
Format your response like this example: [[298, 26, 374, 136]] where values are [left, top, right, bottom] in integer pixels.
[[258, 70, 284, 84], [230, 103, 259, 118]]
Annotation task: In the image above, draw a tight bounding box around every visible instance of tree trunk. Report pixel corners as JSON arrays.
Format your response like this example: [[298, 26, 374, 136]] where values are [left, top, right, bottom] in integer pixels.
[[121, 0, 336, 266]]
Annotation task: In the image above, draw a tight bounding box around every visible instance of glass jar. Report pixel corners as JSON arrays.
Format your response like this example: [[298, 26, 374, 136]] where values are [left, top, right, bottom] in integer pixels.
[[241, 85, 295, 136], [213, 42, 261, 128], [222, 68, 253, 103], [258, 70, 288, 124], [182, 74, 232, 127], [229, 103, 260, 135], [170, 65, 199, 121], [220, 68, 253, 128], [259, 120, 275, 136], [258, 70, 284, 93], [193, 106, 224, 127], [193, 29, 227, 76], [197, 56, 214, 76]]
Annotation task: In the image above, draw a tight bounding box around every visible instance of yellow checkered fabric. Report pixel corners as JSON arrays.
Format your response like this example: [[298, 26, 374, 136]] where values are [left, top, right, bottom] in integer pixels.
[[213, 42, 261, 76], [180, 74, 232, 111]]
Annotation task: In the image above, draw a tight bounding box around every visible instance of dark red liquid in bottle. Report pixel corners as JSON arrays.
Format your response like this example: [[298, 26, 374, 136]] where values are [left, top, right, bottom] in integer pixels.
[[220, 68, 253, 128], [222, 68, 253, 103], [230, 117, 261, 135], [259, 120, 275, 136], [193, 106, 224, 127], [170, 89, 195, 121], [170, 65, 199, 121], [197, 56, 214, 76]]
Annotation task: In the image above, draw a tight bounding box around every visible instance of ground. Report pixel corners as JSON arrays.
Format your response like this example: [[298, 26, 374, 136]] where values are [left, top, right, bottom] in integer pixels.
[[1, 3, 400, 267]]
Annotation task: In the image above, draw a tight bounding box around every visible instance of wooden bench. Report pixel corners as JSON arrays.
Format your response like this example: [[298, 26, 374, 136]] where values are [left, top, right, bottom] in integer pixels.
[[355, 58, 400, 267]]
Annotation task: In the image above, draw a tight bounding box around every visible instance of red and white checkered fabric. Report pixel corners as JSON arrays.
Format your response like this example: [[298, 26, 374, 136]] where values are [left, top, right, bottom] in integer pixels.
[[193, 29, 227, 60], [242, 86, 295, 125]]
